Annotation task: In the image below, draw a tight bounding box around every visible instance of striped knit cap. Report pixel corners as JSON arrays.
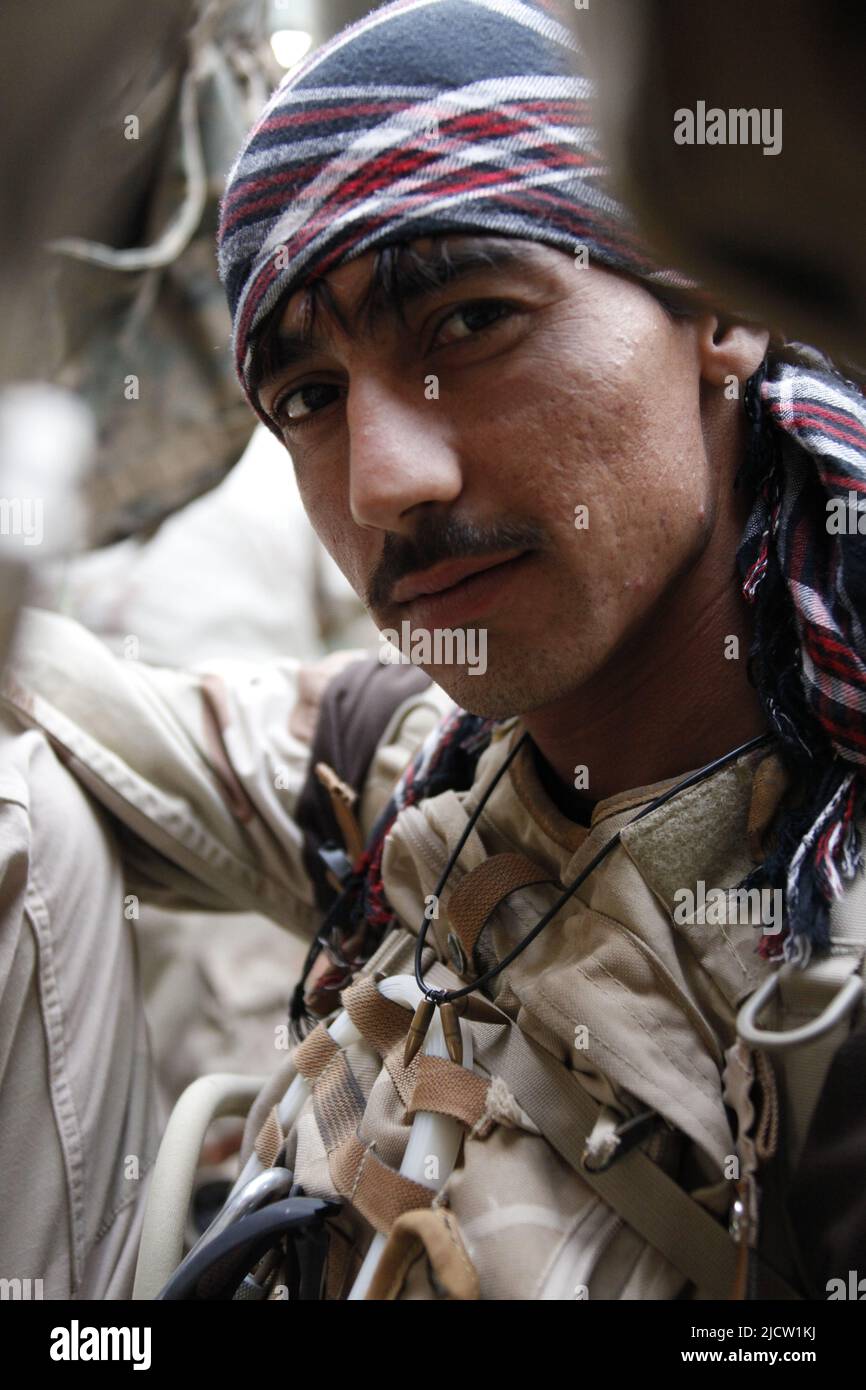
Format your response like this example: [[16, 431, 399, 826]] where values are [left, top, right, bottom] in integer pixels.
[[216, 0, 694, 429], [215, 0, 866, 978]]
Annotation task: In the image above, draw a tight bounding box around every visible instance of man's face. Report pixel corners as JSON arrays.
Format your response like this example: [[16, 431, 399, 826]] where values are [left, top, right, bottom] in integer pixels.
[[256, 235, 723, 715]]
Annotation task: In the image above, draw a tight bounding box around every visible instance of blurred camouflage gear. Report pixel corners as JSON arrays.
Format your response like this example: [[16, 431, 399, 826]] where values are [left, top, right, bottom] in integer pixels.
[[3, 0, 280, 545]]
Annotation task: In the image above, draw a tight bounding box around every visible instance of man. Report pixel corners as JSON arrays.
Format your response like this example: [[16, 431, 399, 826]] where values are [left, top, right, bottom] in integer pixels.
[[2, 0, 865, 1299]]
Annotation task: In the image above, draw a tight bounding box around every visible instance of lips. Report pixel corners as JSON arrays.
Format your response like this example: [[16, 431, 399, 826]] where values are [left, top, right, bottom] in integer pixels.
[[390, 549, 533, 629], [391, 549, 527, 605]]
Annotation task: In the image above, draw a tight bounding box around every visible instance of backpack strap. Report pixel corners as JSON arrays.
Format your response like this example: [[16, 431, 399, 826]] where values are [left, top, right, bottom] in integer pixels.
[[354, 925, 802, 1300], [470, 1014, 801, 1301]]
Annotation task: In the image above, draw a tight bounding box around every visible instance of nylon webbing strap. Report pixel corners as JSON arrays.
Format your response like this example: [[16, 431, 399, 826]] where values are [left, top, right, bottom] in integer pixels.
[[254, 1105, 284, 1169], [405, 1053, 490, 1129], [341, 974, 423, 1108], [447, 853, 553, 966], [474, 1020, 800, 1301], [307, 1030, 436, 1236], [336, 954, 799, 1296], [342, 974, 409, 1054], [330, 1134, 434, 1235], [293, 1020, 340, 1081], [342, 973, 491, 1125], [365, 1207, 480, 1301]]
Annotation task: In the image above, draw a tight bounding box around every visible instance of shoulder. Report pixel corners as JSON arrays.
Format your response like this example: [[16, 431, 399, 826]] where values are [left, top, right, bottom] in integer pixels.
[[296, 655, 454, 905]]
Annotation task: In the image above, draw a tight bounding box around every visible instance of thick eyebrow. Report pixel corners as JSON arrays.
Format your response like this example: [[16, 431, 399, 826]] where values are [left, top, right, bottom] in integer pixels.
[[254, 238, 539, 399]]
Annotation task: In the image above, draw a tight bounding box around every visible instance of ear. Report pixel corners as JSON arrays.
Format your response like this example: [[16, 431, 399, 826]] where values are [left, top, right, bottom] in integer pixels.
[[693, 315, 770, 387]]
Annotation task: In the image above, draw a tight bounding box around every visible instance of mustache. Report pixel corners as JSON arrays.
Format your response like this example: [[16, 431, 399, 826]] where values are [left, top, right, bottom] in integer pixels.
[[366, 515, 547, 610]]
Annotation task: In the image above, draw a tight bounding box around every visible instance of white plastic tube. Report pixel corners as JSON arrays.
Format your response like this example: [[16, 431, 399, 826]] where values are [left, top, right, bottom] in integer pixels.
[[348, 975, 474, 1301], [225, 975, 475, 1302]]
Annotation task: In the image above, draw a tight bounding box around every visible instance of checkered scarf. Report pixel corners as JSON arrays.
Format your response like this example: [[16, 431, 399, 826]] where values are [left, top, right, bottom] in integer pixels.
[[738, 354, 866, 961], [215, 0, 866, 1002]]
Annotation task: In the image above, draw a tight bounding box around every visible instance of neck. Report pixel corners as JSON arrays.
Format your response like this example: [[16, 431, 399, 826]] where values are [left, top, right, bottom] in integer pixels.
[[524, 539, 769, 805]]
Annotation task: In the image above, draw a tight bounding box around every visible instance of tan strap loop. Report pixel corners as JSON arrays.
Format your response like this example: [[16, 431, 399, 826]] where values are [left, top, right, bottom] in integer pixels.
[[329, 1134, 434, 1234], [292, 1020, 340, 1081], [253, 1104, 284, 1169], [313, 1050, 367, 1150], [405, 1053, 490, 1129], [341, 973, 409, 1056], [446, 852, 553, 968], [366, 1207, 479, 1300], [314, 761, 365, 862], [324, 1221, 357, 1301], [380, 1037, 420, 1108]]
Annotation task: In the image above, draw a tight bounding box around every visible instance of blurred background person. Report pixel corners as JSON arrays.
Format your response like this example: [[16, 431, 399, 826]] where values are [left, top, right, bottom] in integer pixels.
[[0, 0, 382, 1242]]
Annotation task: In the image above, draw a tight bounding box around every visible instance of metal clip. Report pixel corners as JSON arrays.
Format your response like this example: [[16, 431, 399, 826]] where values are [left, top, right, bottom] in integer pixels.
[[737, 962, 862, 1050]]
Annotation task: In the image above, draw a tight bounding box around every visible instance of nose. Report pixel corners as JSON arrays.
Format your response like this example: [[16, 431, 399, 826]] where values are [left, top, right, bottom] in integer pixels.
[[346, 375, 463, 533]]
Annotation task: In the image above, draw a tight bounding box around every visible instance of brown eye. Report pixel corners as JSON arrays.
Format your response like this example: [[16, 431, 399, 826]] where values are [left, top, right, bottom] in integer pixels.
[[274, 382, 341, 428], [432, 300, 515, 347]]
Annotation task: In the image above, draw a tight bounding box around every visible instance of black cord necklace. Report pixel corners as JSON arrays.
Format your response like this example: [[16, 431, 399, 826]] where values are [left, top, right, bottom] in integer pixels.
[[405, 727, 772, 1065]]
